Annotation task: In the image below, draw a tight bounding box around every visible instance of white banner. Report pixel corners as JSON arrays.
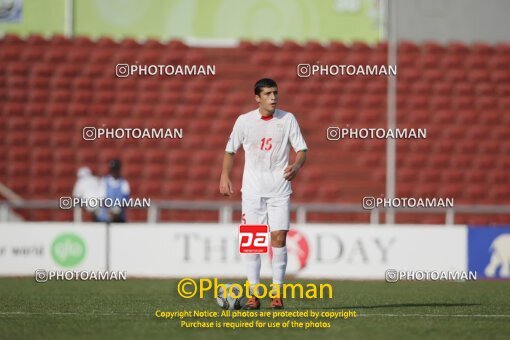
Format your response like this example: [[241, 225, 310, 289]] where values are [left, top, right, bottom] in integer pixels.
[[0, 223, 466, 278], [110, 224, 467, 279], [0, 223, 107, 275]]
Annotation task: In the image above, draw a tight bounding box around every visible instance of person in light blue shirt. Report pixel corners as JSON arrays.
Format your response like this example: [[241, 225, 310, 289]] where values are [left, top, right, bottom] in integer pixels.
[[97, 159, 130, 223]]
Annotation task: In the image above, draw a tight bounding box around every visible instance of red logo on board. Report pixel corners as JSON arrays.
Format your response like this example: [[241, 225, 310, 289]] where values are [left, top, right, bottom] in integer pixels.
[[239, 224, 269, 254]]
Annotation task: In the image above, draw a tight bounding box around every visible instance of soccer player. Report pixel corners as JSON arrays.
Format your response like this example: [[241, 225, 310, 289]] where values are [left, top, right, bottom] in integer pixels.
[[219, 78, 307, 309]]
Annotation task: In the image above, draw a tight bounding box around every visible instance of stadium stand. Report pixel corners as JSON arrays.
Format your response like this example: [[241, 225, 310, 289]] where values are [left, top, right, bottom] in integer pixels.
[[1, 35, 509, 223]]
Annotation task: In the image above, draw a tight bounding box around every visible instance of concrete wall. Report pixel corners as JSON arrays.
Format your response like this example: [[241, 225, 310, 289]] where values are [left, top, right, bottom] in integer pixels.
[[396, 0, 510, 43]]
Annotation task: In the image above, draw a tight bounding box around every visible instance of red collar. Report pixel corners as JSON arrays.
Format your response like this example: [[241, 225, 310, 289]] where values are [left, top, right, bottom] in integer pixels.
[[260, 110, 276, 121]]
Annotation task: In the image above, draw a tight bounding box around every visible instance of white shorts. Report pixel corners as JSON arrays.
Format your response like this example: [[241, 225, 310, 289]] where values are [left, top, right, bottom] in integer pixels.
[[241, 195, 290, 231]]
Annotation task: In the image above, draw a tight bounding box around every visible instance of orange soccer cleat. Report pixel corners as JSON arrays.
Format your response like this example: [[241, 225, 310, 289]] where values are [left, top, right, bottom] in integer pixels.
[[244, 297, 260, 310], [270, 298, 284, 309]]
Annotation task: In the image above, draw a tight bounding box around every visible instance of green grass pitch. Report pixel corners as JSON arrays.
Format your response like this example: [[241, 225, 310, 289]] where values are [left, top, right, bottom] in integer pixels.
[[1, 278, 509, 339]]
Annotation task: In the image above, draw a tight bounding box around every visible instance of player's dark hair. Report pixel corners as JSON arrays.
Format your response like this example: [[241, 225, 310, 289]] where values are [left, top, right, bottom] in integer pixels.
[[254, 78, 277, 95]]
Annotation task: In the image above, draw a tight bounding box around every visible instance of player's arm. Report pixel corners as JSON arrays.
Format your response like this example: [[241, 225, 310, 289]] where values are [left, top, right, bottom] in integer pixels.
[[285, 114, 308, 181], [284, 150, 307, 181], [219, 152, 235, 196]]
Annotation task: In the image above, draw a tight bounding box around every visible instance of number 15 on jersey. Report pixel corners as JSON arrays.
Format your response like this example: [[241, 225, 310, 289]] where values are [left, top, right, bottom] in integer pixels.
[[260, 137, 272, 151]]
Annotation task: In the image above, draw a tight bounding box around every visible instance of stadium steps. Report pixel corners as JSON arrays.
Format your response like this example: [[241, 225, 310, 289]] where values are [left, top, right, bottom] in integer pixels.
[[0, 35, 509, 223]]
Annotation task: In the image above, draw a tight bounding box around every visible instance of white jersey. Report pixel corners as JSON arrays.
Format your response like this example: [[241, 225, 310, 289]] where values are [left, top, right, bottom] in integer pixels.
[[225, 108, 307, 197]]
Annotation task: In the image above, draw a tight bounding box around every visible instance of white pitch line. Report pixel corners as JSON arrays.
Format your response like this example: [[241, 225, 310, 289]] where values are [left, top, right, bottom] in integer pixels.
[[0, 311, 142, 316], [360, 313, 510, 318], [1, 311, 510, 319]]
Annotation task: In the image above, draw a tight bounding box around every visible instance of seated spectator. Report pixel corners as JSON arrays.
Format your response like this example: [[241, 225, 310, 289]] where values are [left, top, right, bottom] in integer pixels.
[[97, 159, 130, 223], [72, 167, 102, 221]]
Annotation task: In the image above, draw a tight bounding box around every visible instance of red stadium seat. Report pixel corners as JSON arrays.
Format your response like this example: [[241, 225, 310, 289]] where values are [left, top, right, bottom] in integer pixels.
[[398, 41, 420, 54], [430, 155, 450, 169], [317, 186, 340, 201], [406, 154, 427, 169], [183, 181, 208, 198], [7, 117, 29, 131], [297, 40, 320, 52], [406, 94, 428, 109], [165, 165, 188, 181], [49, 34, 70, 46], [122, 163, 143, 180], [52, 163, 75, 177], [450, 155, 473, 168], [20, 46, 44, 62], [6, 62, 29, 77], [440, 54, 464, 69], [433, 110, 456, 124], [76, 149, 97, 164], [454, 97, 476, 112], [2, 34, 24, 44], [118, 38, 140, 49], [6, 76, 28, 89], [26, 34, 46, 45], [161, 182, 182, 198], [495, 42, 510, 54], [7, 163, 30, 178], [423, 41, 445, 54], [415, 184, 440, 198], [490, 186, 510, 201], [430, 96, 451, 110], [466, 170, 486, 184], [52, 178, 73, 196], [280, 40, 302, 51], [144, 150, 166, 164], [404, 109, 430, 124], [456, 109, 477, 124], [82, 64, 106, 78], [479, 140, 500, 154], [188, 165, 210, 181], [0, 55, 13, 74], [5, 131, 26, 146], [398, 168, 416, 183], [422, 69, 443, 82], [29, 178, 52, 195], [443, 170, 464, 183], [472, 43, 494, 56], [144, 164, 165, 179], [438, 184, 463, 199], [54, 148, 75, 163], [474, 155, 496, 170], [28, 132, 51, 146], [458, 140, 477, 154], [489, 170, 510, 184], [145, 38, 164, 49], [468, 69, 491, 82], [466, 126, 490, 139], [465, 55, 487, 69], [478, 111, 500, 125], [489, 55, 510, 70], [446, 42, 469, 55], [71, 36, 93, 46]]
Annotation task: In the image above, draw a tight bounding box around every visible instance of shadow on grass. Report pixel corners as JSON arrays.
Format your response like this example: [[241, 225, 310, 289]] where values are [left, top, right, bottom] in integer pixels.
[[300, 303, 481, 310]]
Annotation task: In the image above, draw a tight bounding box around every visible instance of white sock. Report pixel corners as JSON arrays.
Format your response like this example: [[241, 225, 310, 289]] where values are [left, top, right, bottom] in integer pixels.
[[272, 246, 287, 285], [245, 254, 261, 294]]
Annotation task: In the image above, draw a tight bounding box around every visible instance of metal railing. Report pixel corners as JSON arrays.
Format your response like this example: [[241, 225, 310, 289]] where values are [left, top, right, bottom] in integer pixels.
[[1, 200, 509, 224]]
